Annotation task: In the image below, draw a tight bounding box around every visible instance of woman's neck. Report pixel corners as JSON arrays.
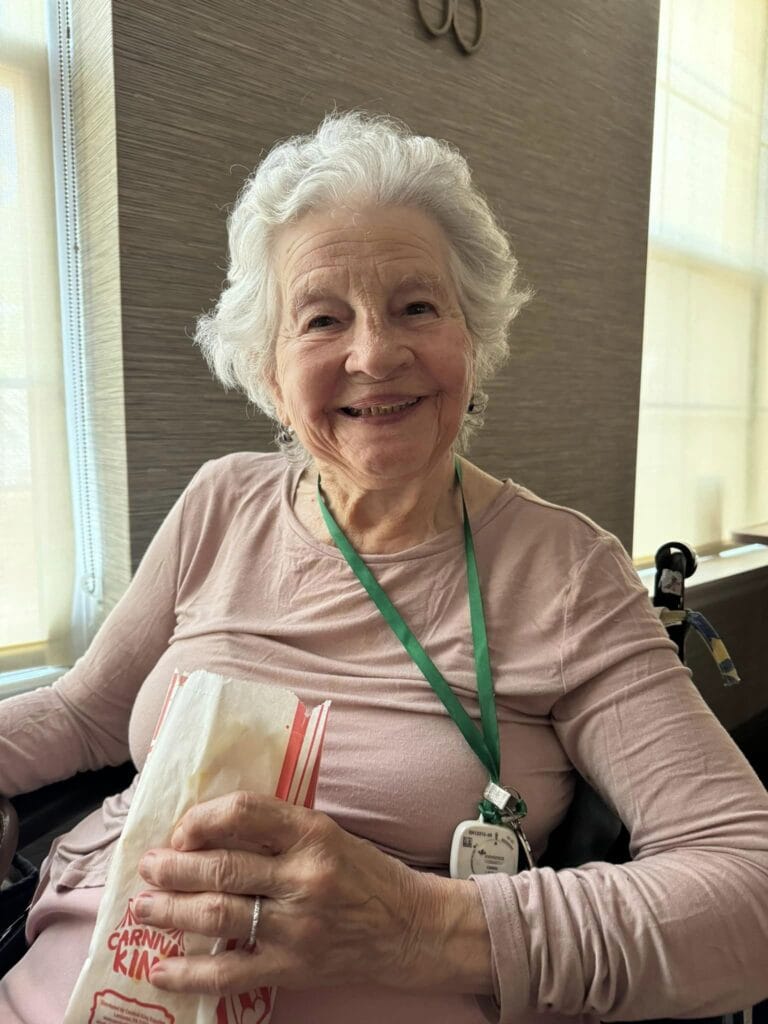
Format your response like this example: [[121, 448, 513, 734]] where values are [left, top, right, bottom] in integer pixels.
[[296, 457, 461, 554], [293, 457, 506, 555]]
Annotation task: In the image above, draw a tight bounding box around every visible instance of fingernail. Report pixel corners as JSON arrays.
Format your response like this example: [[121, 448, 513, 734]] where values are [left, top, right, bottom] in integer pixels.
[[150, 962, 167, 984], [134, 895, 154, 920], [171, 826, 185, 849], [139, 851, 157, 875]]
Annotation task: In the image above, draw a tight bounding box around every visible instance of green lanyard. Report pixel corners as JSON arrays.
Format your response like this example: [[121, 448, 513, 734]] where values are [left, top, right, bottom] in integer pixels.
[[316, 460, 514, 824]]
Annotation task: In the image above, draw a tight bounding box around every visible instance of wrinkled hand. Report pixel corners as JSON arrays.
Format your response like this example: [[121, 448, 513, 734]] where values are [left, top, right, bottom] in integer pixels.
[[137, 792, 491, 997]]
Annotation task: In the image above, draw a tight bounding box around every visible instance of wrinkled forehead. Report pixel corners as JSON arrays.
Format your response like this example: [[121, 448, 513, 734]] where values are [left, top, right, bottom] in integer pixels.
[[273, 205, 457, 303]]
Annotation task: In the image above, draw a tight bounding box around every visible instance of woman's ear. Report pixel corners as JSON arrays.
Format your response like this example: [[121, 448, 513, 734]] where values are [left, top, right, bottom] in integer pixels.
[[266, 366, 289, 428], [466, 355, 477, 410]]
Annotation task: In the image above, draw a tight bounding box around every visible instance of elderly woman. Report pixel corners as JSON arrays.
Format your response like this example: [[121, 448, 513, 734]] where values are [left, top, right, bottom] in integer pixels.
[[1, 112, 767, 1024]]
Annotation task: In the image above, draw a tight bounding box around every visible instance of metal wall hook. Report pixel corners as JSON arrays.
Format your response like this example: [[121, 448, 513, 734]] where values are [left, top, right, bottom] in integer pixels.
[[416, 0, 485, 55]]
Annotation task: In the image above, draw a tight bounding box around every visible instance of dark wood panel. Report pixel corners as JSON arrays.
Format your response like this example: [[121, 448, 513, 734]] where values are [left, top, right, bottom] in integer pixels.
[[112, 0, 659, 565], [683, 568, 768, 732]]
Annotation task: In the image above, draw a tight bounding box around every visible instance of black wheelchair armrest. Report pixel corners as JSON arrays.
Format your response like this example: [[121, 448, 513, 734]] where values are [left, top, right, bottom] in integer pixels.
[[0, 798, 19, 884]]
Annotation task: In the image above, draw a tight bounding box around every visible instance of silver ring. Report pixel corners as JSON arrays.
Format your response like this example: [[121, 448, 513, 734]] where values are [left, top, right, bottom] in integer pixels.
[[247, 896, 262, 948]]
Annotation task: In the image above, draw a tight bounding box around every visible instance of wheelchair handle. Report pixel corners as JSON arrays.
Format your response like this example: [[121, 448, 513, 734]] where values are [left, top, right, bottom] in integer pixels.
[[653, 541, 698, 611]]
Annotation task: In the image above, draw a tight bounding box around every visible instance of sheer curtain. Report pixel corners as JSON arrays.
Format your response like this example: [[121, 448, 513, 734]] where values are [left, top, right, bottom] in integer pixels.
[[633, 0, 768, 560], [0, 2, 75, 673]]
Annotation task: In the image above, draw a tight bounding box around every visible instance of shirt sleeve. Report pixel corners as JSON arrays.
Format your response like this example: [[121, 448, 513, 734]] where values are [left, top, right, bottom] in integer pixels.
[[0, 466, 204, 797], [473, 532, 768, 1020]]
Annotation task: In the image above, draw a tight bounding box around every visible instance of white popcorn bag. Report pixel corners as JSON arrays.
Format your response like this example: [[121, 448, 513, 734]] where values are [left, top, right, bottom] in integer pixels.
[[63, 669, 331, 1024]]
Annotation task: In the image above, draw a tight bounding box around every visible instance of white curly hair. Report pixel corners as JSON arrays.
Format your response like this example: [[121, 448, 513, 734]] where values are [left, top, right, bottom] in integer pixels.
[[194, 111, 531, 460]]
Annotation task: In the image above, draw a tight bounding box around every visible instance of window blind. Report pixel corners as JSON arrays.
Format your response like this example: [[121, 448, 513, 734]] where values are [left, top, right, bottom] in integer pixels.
[[0, 0, 125, 685]]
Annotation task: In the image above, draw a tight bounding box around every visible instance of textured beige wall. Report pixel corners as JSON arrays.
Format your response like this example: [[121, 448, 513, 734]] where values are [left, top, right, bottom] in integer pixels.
[[110, 0, 660, 564]]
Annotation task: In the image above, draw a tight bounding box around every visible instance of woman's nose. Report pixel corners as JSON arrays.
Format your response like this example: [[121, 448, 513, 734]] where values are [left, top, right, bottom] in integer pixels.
[[344, 319, 414, 379]]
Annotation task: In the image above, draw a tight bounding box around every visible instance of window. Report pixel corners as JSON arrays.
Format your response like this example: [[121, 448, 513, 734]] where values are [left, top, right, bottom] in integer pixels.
[[634, 0, 768, 562], [0, 0, 110, 692], [0, 2, 75, 676]]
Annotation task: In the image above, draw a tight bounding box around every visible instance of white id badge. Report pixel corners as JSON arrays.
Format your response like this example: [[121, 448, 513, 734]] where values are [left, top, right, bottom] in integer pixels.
[[449, 819, 521, 879]]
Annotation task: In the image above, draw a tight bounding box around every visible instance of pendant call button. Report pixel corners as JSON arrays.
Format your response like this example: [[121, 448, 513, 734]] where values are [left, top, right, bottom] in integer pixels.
[[450, 819, 520, 879]]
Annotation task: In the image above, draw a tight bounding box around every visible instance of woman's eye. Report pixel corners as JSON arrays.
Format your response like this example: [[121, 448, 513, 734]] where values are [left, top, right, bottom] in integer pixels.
[[306, 315, 337, 330], [404, 301, 435, 316]]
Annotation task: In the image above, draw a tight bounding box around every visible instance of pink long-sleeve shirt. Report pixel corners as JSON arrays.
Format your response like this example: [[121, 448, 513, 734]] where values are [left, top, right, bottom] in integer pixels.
[[1, 452, 766, 1023]]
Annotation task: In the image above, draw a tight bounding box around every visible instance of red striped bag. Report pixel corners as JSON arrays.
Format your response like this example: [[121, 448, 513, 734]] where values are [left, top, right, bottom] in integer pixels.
[[63, 669, 330, 1024]]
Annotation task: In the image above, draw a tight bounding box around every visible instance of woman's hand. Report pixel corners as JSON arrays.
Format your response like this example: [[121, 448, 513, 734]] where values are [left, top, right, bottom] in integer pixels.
[[136, 791, 492, 997]]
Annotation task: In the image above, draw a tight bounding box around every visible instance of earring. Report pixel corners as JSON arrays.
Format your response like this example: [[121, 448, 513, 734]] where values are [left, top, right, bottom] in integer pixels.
[[276, 424, 294, 444]]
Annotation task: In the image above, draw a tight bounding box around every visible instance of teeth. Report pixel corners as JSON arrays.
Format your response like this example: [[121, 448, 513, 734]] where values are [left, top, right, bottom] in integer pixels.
[[347, 398, 419, 418]]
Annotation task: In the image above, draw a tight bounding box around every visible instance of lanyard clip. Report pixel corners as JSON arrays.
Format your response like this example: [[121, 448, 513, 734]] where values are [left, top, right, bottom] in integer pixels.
[[483, 780, 527, 820], [483, 780, 512, 812]]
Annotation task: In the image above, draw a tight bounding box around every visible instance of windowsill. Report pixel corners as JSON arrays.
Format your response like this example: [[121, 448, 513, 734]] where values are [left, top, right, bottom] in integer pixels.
[[637, 544, 768, 596], [0, 665, 69, 700]]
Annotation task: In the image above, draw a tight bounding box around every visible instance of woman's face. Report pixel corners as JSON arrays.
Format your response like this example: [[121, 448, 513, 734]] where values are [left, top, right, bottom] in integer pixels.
[[269, 205, 474, 491]]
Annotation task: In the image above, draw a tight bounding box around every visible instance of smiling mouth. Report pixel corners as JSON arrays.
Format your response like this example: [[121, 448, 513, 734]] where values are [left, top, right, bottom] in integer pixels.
[[340, 397, 422, 418]]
